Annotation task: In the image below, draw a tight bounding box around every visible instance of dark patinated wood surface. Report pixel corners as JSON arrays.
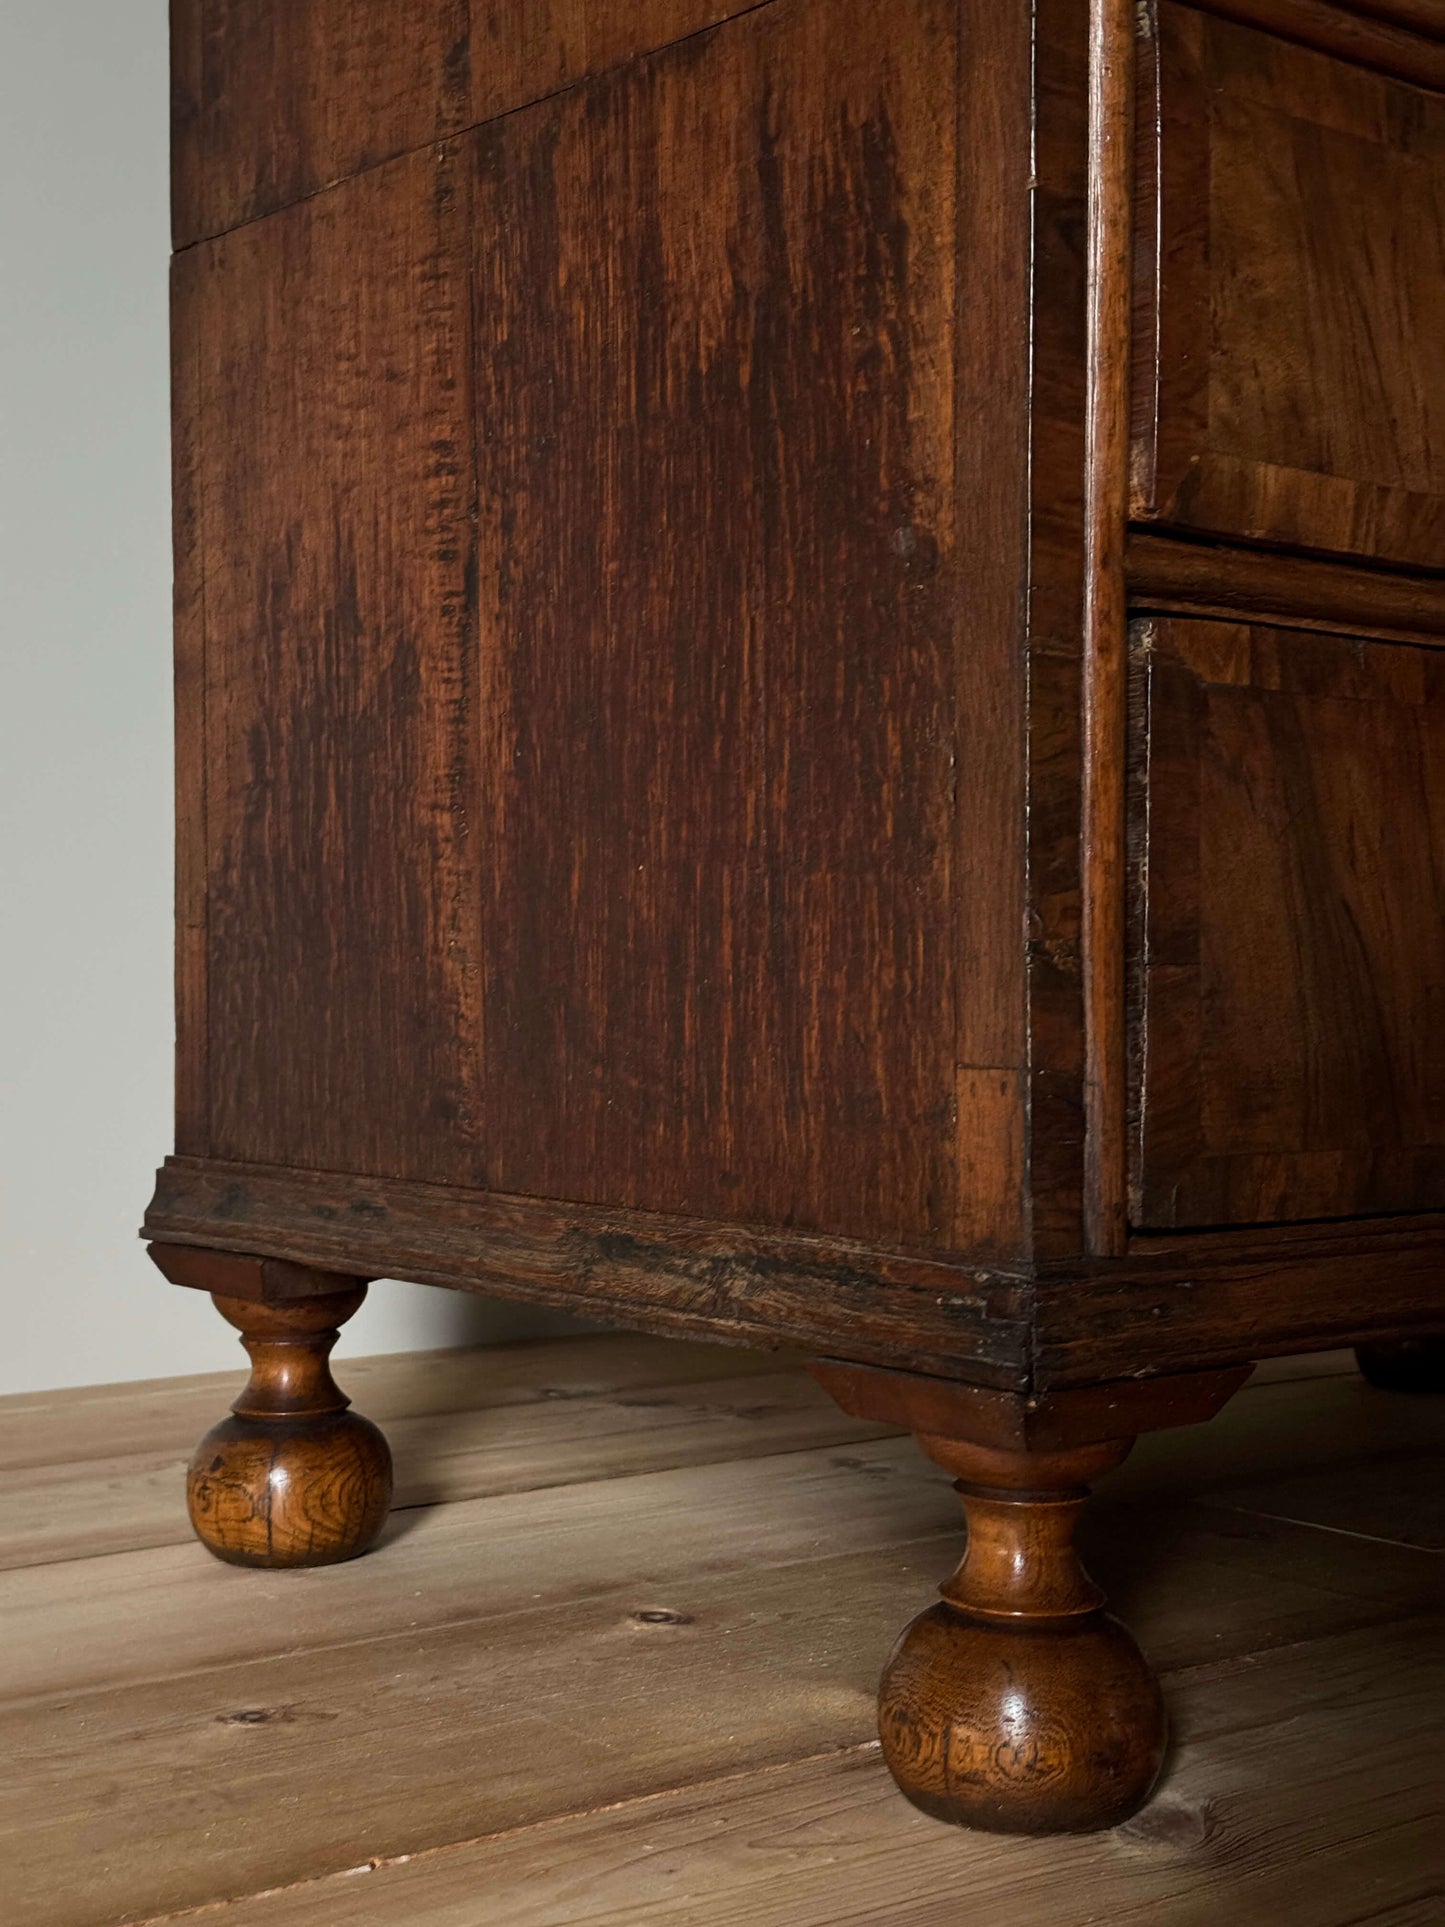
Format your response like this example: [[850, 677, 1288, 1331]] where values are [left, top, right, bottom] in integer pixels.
[[1181, 0, 1445, 90], [148, 1241, 368, 1304], [1127, 530, 1445, 647], [1130, 616, 1445, 1228], [467, 0, 961, 1246], [1134, 1, 1445, 567], [1036, 1215, 1445, 1383], [170, 0, 775, 247], [1081, 0, 1139, 1258], [188, 144, 484, 1181], [146, 1158, 1033, 1388], [151, 0, 1445, 1488], [171, 0, 469, 247], [809, 1357, 1252, 1448], [144, 1159, 1445, 1384], [172, 0, 1001, 1252], [1023, 0, 1093, 1265]]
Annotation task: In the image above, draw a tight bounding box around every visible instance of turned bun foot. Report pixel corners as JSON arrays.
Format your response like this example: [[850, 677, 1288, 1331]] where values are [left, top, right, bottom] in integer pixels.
[[876, 1440, 1166, 1832], [152, 1269, 395, 1570], [1356, 1338, 1445, 1394], [879, 1604, 1165, 1834], [809, 1360, 1253, 1835], [188, 1407, 392, 1568]]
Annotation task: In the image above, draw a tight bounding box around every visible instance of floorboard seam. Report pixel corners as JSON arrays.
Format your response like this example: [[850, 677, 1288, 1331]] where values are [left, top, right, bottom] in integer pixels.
[[1197, 1497, 1443, 1554], [120, 1741, 885, 1927]]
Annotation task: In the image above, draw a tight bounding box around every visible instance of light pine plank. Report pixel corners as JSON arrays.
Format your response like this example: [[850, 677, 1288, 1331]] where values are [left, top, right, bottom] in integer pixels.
[[0, 1340, 1354, 1478], [3, 1453, 1440, 1925], [0, 1443, 946, 1704], [0, 1367, 897, 1572], [1199, 1450, 1445, 1551], [127, 1618, 1445, 1927], [0, 1333, 804, 1472], [1106, 1369, 1445, 1513], [5, 1345, 1440, 1927], [5, 1438, 1438, 1709], [2, 1345, 1401, 1574]]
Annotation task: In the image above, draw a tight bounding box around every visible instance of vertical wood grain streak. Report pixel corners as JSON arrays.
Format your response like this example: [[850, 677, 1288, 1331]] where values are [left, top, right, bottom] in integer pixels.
[[172, 249, 209, 1154], [200, 148, 484, 1181], [1082, 0, 1136, 1256], [469, 0, 960, 1244], [950, 0, 1033, 1259]]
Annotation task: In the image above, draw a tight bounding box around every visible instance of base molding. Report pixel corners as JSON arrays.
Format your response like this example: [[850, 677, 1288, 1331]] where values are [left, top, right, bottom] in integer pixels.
[[148, 1242, 367, 1303], [808, 1357, 1253, 1449], [143, 1156, 1031, 1387], [144, 1155, 1445, 1392]]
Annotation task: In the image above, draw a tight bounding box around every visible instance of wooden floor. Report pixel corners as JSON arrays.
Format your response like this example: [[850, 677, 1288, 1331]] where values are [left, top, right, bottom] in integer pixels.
[[1, 1336, 1440, 1926]]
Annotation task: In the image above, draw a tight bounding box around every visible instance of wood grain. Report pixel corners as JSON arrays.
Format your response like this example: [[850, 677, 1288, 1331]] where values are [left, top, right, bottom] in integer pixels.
[[869, 1433, 1167, 1834], [0, 1333, 801, 1474], [159, 0, 1445, 1422], [1130, 617, 1445, 1228], [4, 1345, 1440, 1924], [8, 1447, 1434, 1711], [1134, 4, 1445, 569], [172, 0, 778, 246], [1025, 0, 1095, 1262], [0, 1439, 942, 1706], [949, 0, 1034, 1264], [171, 250, 209, 1154], [143, 1156, 1032, 1386], [1082, 0, 1138, 1257], [142, 1154, 1445, 1386], [165, 0, 1062, 1282], [171, 0, 471, 247], [183, 1289, 394, 1569], [1127, 530, 1445, 647], [467, 0, 961, 1247], [0, 1365, 897, 1573], [193, 148, 485, 1185], [1036, 1219, 1445, 1383], [469, 0, 776, 127], [1180, 0, 1445, 92], [173, 1620, 1443, 1927]]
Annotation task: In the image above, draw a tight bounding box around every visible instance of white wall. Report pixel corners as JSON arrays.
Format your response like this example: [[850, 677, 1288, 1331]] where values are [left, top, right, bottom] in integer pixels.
[[0, 3, 576, 1395]]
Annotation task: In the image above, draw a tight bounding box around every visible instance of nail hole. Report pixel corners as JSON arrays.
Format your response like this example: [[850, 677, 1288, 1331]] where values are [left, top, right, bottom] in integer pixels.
[[630, 1608, 695, 1627]]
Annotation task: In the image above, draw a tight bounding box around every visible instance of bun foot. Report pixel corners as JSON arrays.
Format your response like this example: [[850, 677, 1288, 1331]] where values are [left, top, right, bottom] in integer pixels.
[[810, 1359, 1252, 1835], [188, 1407, 392, 1568], [150, 1269, 395, 1570], [880, 1604, 1165, 1834]]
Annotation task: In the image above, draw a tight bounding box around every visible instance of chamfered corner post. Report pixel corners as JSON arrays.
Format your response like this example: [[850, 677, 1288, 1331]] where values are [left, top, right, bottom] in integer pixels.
[[148, 1244, 393, 1568], [808, 1357, 1252, 1835]]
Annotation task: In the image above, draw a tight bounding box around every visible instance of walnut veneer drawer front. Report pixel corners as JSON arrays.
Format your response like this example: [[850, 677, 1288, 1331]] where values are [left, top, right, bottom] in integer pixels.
[[1131, 616, 1445, 1228], [1133, 3, 1445, 569]]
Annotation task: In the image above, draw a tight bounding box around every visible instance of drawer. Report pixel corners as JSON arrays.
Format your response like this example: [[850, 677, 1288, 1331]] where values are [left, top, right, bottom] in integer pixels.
[[1129, 617, 1445, 1229], [1132, 3, 1445, 570]]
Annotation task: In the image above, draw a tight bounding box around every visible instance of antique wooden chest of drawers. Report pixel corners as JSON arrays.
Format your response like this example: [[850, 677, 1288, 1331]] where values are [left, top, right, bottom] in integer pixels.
[[144, 0, 1445, 1834]]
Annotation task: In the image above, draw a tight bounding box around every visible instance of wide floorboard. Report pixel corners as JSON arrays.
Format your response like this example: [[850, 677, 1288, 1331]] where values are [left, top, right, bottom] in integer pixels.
[[0, 1338, 1438, 1925]]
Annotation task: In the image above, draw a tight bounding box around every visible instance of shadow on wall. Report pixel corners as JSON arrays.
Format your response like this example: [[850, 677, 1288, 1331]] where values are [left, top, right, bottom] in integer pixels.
[[348, 1278, 604, 1357]]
